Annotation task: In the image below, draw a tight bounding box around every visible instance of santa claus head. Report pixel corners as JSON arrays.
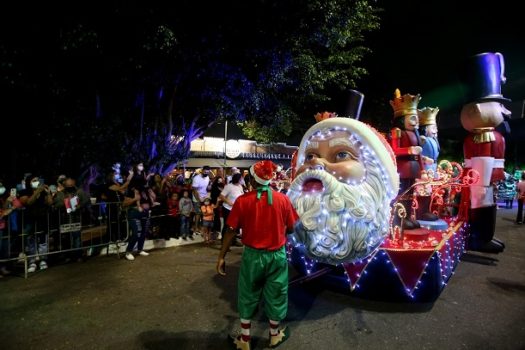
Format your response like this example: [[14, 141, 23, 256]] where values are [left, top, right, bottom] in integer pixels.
[[288, 116, 399, 265]]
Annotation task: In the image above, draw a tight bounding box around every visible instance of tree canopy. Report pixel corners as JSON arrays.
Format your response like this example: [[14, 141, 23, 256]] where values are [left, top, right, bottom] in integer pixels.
[[2, 0, 380, 181]]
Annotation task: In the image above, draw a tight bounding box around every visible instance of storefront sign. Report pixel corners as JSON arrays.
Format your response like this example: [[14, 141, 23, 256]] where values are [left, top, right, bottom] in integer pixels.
[[225, 140, 241, 158]]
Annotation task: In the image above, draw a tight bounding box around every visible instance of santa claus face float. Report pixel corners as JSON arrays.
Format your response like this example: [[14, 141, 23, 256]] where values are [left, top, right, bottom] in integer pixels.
[[288, 117, 399, 265]]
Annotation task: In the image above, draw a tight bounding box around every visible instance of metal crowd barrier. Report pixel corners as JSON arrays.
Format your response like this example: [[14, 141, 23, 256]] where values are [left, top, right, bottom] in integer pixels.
[[0, 201, 131, 278]]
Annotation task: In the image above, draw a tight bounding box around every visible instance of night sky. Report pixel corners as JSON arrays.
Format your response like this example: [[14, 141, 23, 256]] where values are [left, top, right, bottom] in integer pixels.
[[3, 1, 523, 125], [2, 1, 524, 176]]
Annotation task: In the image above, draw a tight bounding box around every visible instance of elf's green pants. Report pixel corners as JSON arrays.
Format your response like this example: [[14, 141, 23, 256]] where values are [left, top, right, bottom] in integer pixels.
[[238, 245, 288, 321]]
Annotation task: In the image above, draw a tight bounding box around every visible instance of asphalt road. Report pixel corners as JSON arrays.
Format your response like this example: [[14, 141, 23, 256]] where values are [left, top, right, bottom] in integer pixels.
[[1, 207, 524, 350]]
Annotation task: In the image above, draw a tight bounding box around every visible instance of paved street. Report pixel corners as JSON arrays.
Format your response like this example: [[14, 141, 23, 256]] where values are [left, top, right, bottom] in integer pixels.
[[1, 207, 524, 350]]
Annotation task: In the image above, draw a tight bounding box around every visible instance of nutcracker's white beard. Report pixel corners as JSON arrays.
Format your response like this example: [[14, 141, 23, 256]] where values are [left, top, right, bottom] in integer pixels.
[[288, 166, 390, 265]]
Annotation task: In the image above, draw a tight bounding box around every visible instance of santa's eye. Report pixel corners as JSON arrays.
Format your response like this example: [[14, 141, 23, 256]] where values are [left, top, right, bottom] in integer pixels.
[[305, 153, 319, 161], [335, 151, 356, 161]]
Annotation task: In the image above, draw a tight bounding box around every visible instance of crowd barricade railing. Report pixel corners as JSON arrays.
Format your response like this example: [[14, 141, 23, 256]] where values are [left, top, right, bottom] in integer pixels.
[[0, 202, 206, 278], [0, 201, 131, 278]]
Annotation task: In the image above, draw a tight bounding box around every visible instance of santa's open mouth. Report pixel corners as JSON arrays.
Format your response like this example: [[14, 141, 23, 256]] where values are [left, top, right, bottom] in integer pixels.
[[302, 178, 324, 193]]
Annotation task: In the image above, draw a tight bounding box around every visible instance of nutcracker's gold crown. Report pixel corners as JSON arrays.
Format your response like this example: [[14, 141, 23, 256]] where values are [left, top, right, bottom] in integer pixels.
[[418, 107, 439, 126], [390, 88, 421, 118]]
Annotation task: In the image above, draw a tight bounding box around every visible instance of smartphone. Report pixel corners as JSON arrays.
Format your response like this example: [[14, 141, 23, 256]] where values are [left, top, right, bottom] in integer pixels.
[[10, 188, 17, 197], [49, 185, 57, 194]]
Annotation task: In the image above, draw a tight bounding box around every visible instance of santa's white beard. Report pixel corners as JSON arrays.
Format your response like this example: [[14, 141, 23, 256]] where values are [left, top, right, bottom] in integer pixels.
[[288, 169, 390, 265]]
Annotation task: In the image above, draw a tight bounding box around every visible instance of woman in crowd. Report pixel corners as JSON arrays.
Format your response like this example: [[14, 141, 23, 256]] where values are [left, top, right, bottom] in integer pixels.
[[122, 175, 154, 261], [210, 175, 224, 237], [218, 173, 244, 246]]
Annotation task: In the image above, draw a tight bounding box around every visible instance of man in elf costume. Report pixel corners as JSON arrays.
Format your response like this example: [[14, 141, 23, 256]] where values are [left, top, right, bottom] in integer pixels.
[[217, 160, 299, 350], [460, 52, 511, 253]]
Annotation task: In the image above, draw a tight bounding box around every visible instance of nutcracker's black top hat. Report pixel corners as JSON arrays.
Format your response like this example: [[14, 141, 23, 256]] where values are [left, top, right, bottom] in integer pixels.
[[460, 52, 511, 103], [344, 89, 364, 120]]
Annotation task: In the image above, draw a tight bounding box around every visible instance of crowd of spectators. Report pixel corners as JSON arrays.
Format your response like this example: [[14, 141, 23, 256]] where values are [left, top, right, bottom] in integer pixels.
[[0, 163, 291, 278]]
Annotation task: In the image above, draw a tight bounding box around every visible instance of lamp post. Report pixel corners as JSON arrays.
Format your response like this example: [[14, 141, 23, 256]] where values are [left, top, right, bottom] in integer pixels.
[[223, 120, 228, 166]]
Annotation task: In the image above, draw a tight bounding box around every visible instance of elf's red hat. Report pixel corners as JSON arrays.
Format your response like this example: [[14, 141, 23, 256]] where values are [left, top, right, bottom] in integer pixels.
[[250, 160, 277, 185]]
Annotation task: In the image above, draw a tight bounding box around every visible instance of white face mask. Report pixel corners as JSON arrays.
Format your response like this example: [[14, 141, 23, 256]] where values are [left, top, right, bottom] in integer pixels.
[[31, 181, 40, 189], [137, 165, 144, 172], [0, 187, 5, 195]]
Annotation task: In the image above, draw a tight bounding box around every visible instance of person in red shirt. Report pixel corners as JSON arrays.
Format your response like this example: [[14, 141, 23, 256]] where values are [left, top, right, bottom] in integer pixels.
[[166, 192, 180, 239], [217, 160, 299, 350]]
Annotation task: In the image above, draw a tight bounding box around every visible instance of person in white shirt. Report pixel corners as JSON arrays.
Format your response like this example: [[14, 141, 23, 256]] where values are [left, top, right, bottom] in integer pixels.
[[226, 167, 240, 184], [192, 165, 211, 233], [219, 173, 245, 245]]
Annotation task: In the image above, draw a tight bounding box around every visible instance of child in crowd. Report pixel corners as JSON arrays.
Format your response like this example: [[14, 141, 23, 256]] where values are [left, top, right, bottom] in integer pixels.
[[200, 198, 216, 244], [167, 192, 180, 239], [179, 190, 193, 240]]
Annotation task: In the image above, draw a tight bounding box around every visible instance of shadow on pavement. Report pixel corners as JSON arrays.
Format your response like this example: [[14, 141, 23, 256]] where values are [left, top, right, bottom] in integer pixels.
[[287, 276, 434, 321], [487, 277, 525, 294], [460, 252, 499, 266]]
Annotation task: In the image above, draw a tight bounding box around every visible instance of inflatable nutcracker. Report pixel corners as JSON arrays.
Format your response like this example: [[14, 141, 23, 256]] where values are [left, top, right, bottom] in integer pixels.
[[415, 106, 445, 225], [460, 52, 512, 253], [389, 89, 436, 229]]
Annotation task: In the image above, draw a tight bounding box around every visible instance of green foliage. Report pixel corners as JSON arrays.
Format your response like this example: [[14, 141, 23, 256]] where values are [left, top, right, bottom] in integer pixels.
[[2, 1, 380, 178]]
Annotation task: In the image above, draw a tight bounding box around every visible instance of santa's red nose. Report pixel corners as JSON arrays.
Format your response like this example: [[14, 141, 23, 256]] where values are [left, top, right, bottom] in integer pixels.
[[302, 179, 324, 193]]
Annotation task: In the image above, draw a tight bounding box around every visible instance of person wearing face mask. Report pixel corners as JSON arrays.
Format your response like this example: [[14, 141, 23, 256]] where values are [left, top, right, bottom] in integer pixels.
[[101, 169, 131, 241], [0, 182, 16, 277], [19, 175, 53, 273], [191, 165, 211, 235], [129, 163, 147, 190], [52, 177, 89, 262]]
